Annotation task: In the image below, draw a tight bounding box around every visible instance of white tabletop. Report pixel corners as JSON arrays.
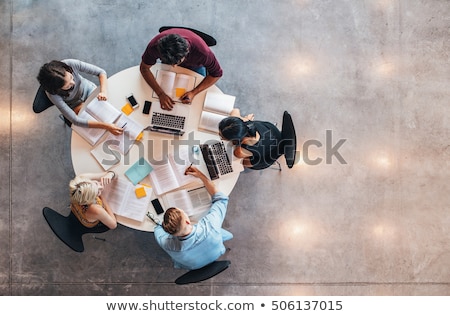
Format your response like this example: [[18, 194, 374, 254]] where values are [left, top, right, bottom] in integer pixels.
[[70, 64, 242, 232]]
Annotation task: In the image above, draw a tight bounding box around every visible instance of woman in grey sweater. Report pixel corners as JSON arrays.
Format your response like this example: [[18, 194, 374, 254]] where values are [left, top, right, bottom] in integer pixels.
[[37, 59, 123, 135]]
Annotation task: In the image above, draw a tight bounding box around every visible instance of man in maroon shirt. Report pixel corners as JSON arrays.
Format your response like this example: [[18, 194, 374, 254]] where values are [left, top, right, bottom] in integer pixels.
[[140, 28, 223, 110]]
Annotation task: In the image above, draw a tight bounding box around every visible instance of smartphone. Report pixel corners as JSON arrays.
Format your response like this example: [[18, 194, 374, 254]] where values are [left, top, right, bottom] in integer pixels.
[[143, 100, 152, 114], [151, 198, 165, 215], [126, 94, 139, 109]]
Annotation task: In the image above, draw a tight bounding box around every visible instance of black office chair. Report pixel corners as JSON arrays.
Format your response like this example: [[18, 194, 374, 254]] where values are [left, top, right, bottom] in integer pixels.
[[159, 26, 217, 47], [32, 85, 54, 113], [175, 260, 231, 285], [274, 111, 297, 170], [42, 207, 109, 252]]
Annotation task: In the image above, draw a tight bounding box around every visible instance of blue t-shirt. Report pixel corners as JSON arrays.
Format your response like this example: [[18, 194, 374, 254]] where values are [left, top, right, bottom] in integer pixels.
[[154, 192, 230, 270]]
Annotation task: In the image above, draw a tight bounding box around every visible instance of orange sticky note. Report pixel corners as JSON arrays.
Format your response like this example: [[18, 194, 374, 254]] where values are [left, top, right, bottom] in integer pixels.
[[135, 186, 147, 199], [175, 88, 186, 98], [121, 103, 134, 115]]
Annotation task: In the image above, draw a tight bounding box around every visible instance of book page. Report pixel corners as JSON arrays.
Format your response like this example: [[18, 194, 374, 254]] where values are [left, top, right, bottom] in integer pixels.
[[198, 111, 226, 134], [155, 69, 176, 98], [169, 147, 202, 188], [71, 111, 106, 146], [101, 114, 144, 154], [173, 74, 196, 99], [148, 158, 180, 195], [162, 190, 194, 215], [101, 177, 151, 222], [203, 91, 235, 115], [153, 70, 196, 101], [187, 186, 211, 216], [85, 99, 121, 124]]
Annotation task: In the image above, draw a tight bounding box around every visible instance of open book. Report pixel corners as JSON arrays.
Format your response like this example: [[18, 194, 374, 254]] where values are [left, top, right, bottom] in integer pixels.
[[161, 186, 211, 217], [198, 91, 235, 134], [72, 99, 122, 146], [90, 114, 145, 170], [152, 69, 197, 102], [100, 177, 152, 222], [147, 147, 201, 195]]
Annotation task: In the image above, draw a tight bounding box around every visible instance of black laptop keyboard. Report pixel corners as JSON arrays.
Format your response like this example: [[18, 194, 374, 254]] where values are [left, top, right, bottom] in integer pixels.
[[151, 112, 185, 130], [200, 142, 233, 180]]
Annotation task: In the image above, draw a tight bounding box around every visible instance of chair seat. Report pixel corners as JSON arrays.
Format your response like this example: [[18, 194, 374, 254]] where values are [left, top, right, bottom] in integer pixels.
[[159, 26, 217, 47], [43, 207, 109, 252], [175, 260, 230, 285]]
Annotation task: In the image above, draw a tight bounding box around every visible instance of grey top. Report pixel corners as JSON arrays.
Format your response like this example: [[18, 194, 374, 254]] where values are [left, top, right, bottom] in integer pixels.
[[46, 59, 107, 127]]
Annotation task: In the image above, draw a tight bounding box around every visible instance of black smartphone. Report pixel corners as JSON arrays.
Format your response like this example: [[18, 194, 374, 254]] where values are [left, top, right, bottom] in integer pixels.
[[151, 198, 164, 215], [126, 94, 139, 108], [143, 100, 152, 114]]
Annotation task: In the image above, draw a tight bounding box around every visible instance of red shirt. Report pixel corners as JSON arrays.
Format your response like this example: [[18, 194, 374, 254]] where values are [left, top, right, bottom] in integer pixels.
[[141, 28, 223, 77]]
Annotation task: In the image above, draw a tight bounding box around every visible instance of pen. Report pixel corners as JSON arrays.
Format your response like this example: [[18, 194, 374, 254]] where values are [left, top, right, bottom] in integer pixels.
[[185, 163, 193, 175], [121, 122, 127, 128]]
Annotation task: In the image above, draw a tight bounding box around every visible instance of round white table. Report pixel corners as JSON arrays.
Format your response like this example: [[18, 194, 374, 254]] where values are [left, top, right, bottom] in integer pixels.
[[71, 64, 242, 232]]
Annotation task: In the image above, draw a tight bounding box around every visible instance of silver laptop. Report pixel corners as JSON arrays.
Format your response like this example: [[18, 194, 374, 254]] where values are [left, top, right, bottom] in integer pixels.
[[146, 101, 190, 136]]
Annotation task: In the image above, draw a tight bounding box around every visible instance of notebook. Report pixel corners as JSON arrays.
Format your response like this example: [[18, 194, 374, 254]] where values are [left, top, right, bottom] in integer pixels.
[[199, 141, 233, 180], [145, 101, 190, 136]]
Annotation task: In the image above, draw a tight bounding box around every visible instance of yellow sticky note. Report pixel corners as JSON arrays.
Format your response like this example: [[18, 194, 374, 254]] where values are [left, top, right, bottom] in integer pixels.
[[175, 88, 186, 98], [121, 103, 134, 115], [135, 186, 147, 199], [136, 131, 144, 141]]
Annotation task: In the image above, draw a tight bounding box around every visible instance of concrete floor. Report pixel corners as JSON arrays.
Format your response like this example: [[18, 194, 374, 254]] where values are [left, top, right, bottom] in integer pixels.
[[1, 0, 449, 296]]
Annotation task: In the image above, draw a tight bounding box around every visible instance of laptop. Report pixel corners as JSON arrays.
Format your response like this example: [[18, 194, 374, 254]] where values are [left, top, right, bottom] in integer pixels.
[[145, 101, 190, 136], [199, 141, 233, 180]]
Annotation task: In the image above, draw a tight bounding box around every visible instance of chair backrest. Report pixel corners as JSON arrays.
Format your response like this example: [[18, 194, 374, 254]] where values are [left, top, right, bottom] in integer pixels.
[[32, 85, 54, 113], [159, 26, 217, 47], [280, 111, 297, 168], [175, 260, 230, 284], [43, 207, 109, 252]]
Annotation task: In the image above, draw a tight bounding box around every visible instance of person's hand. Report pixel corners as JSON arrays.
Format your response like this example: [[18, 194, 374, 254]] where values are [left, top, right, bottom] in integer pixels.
[[184, 165, 202, 178], [159, 93, 175, 110], [180, 91, 195, 104], [97, 92, 108, 101], [243, 113, 254, 121], [100, 171, 115, 186], [107, 124, 124, 135]]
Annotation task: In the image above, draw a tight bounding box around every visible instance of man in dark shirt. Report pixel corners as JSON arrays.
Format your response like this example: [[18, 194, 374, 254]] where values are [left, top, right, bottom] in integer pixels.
[[140, 28, 223, 110]]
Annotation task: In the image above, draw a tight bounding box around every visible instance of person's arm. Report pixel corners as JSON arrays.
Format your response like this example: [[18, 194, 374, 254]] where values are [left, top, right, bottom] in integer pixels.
[[184, 166, 218, 196], [180, 75, 220, 104], [139, 61, 175, 110], [88, 201, 117, 229], [97, 72, 108, 101], [87, 120, 123, 135]]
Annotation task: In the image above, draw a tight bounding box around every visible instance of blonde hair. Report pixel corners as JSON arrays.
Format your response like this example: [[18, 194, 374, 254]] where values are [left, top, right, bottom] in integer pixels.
[[162, 207, 183, 235], [69, 176, 98, 206]]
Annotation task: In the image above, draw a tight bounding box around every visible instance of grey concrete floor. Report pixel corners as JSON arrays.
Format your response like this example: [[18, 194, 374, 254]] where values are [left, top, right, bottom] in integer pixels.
[[1, 0, 449, 295]]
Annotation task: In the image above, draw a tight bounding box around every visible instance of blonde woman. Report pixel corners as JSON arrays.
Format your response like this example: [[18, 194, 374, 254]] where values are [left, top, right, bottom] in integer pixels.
[[69, 171, 117, 230]]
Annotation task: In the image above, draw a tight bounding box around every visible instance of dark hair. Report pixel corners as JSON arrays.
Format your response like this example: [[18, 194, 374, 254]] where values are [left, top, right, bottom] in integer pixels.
[[157, 34, 189, 65], [37, 60, 73, 96], [219, 117, 257, 144]]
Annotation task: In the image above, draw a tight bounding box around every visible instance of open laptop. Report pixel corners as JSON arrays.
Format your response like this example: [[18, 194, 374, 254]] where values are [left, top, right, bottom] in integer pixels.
[[199, 141, 233, 180], [145, 101, 190, 136]]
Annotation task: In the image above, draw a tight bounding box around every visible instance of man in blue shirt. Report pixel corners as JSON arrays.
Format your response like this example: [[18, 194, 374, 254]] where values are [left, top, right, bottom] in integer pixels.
[[154, 166, 233, 270]]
